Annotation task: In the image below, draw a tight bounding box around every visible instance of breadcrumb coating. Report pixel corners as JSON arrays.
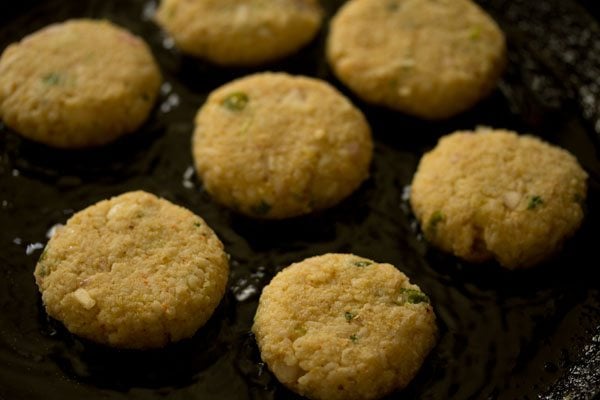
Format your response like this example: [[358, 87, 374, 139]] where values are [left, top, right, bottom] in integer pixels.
[[327, 0, 506, 119], [156, 0, 323, 66], [0, 19, 161, 148], [193, 72, 373, 219], [410, 128, 588, 268], [253, 253, 437, 400], [34, 191, 229, 348]]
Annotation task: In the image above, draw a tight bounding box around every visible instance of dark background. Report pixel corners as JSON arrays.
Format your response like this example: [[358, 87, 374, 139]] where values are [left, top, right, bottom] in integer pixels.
[[0, 1, 599, 399]]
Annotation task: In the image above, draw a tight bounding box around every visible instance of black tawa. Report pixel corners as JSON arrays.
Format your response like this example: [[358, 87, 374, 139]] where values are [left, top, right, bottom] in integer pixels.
[[0, 1, 599, 399]]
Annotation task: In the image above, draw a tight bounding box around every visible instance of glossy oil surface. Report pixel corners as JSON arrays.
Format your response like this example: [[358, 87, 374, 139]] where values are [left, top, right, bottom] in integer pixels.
[[0, 1, 599, 399]]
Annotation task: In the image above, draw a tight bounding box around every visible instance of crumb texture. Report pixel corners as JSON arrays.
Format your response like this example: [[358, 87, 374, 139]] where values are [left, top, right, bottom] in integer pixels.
[[156, 0, 323, 66], [410, 128, 588, 268], [253, 253, 437, 400], [0, 19, 161, 148], [34, 191, 229, 348], [193, 72, 373, 219], [327, 0, 506, 119]]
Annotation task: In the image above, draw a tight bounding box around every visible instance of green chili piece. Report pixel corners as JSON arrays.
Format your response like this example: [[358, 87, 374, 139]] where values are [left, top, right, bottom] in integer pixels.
[[398, 288, 430, 305], [294, 325, 307, 336], [222, 92, 249, 111], [353, 260, 372, 267], [469, 27, 481, 40]]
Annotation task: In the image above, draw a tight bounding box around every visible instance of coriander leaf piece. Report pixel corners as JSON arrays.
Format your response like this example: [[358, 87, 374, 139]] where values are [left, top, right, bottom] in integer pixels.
[[39, 246, 48, 262], [42, 72, 61, 85], [427, 210, 444, 234], [387, 1, 399, 11], [250, 200, 271, 216], [37, 264, 48, 277], [527, 195, 543, 210]]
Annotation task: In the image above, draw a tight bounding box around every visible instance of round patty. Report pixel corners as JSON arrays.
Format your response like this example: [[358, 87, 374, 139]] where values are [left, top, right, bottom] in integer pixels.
[[410, 128, 588, 268], [33, 191, 229, 348], [155, 0, 323, 66], [253, 253, 438, 400], [192, 72, 373, 219], [326, 0, 506, 119], [0, 19, 161, 148]]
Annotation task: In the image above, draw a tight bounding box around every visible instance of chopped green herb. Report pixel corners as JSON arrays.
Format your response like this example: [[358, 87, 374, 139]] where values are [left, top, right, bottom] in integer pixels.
[[349, 334, 358, 343], [222, 92, 249, 111], [294, 325, 307, 336], [250, 200, 271, 216], [527, 195, 544, 210], [42, 72, 61, 85], [353, 260, 372, 267], [194, 221, 201, 227], [387, 1, 399, 11], [397, 288, 430, 305], [37, 264, 48, 277], [427, 211, 444, 234], [344, 311, 356, 322], [399, 59, 415, 70], [39, 246, 48, 262], [469, 27, 481, 40], [238, 117, 254, 135]]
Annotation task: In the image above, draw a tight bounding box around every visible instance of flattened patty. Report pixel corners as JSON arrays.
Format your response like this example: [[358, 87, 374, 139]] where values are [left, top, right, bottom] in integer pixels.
[[34, 191, 229, 348], [410, 128, 588, 268]]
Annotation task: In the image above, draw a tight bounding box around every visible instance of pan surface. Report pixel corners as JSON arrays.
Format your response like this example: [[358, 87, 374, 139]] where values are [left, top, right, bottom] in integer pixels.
[[0, 0, 599, 399]]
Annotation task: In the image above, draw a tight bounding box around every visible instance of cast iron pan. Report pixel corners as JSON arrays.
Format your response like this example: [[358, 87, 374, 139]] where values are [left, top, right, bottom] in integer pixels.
[[0, 0, 599, 399]]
